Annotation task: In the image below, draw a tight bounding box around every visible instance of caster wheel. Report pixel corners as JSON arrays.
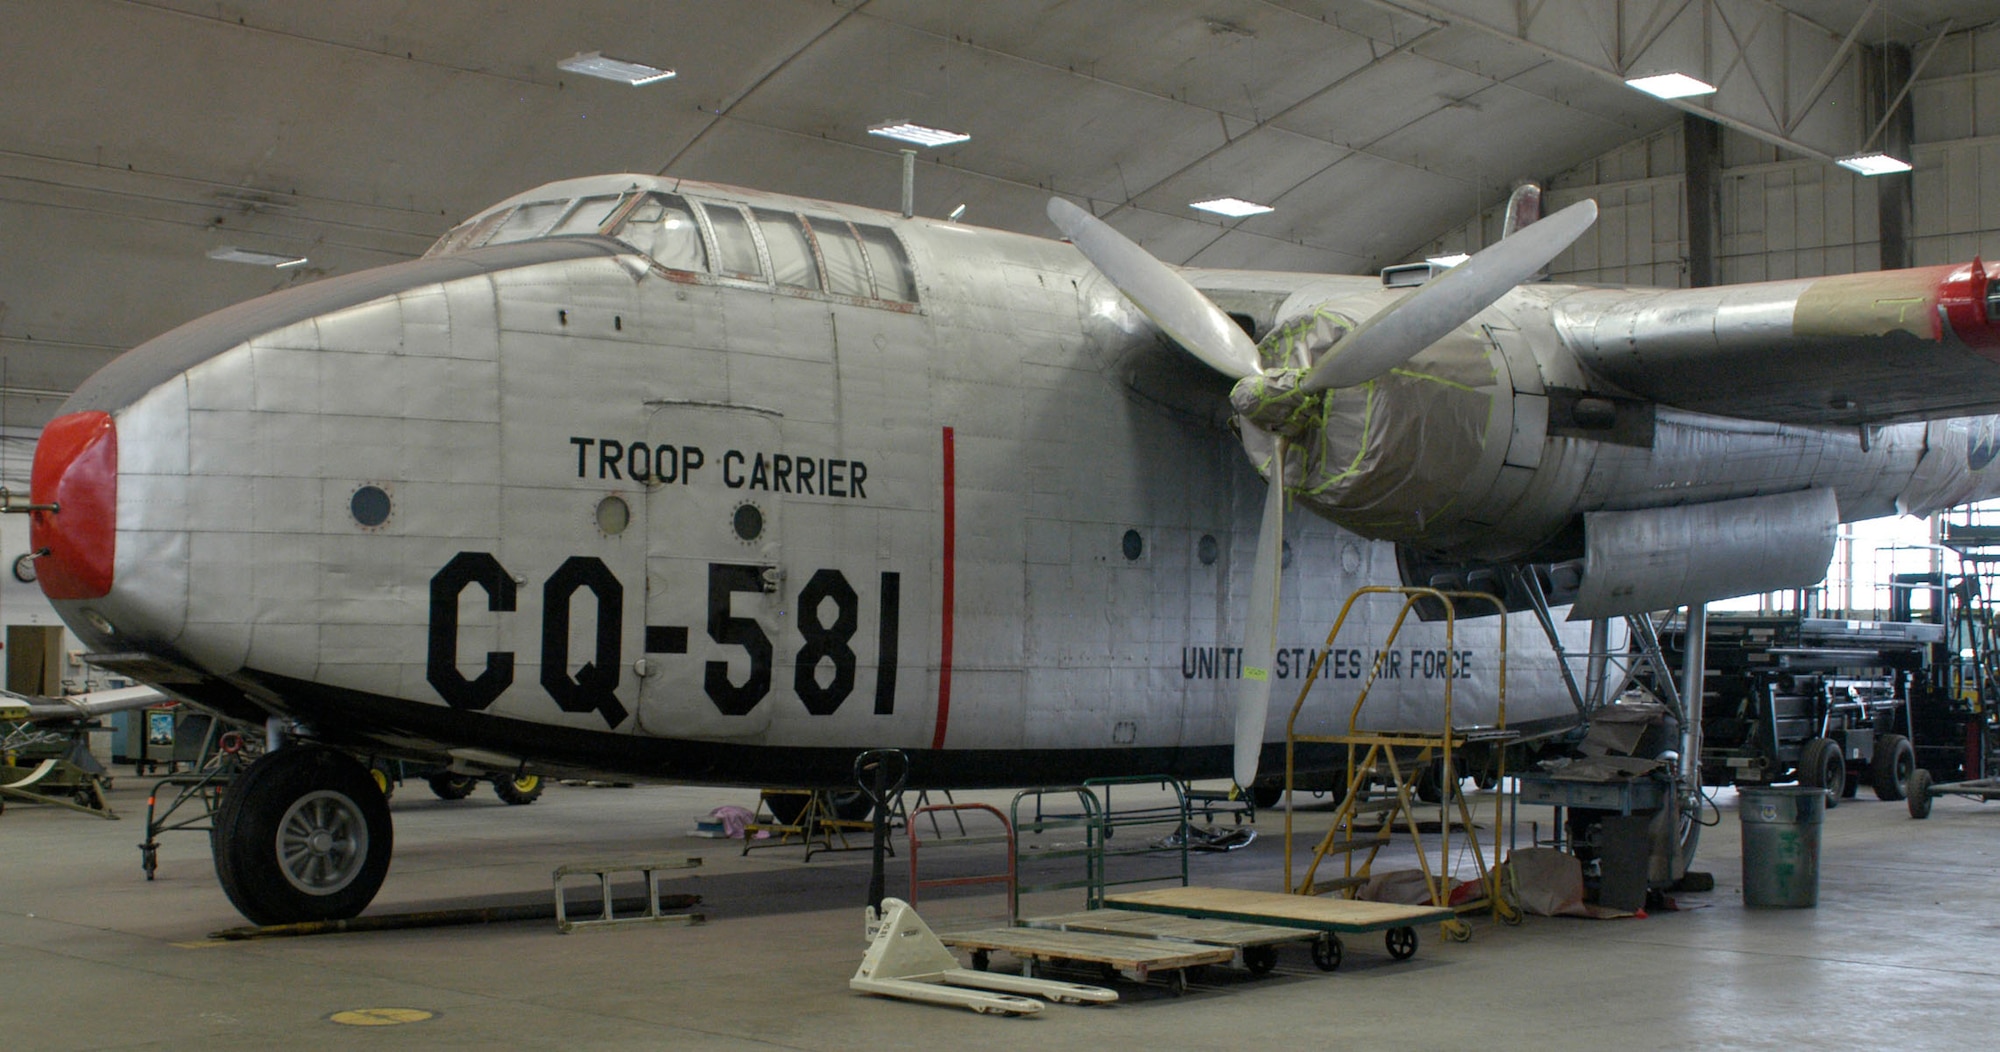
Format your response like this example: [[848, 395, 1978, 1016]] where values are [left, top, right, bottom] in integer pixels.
[[1242, 945, 1278, 976], [1311, 933, 1343, 972], [1386, 925, 1419, 959]]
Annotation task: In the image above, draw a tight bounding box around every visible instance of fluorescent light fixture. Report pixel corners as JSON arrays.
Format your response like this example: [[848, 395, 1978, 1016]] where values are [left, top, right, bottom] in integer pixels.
[[557, 51, 675, 86], [1426, 252, 1471, 268], [868, 121, 970, 147], [1836, 152, 1913, 176], [1190, 197, 1274, 218], [1624, 72, 1716, 99], [207, 246, 308, 268]]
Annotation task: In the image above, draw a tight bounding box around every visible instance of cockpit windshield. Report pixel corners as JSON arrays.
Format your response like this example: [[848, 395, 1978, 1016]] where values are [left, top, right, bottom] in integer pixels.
[[424, 194, 631, 257], [423, 185, 918, 308], [610, 193, 707, 272]]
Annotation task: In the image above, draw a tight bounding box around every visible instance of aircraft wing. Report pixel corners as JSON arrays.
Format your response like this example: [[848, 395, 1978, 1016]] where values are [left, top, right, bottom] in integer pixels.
[[2, 684, 169, 723], [1555, 260, 2000, 426]]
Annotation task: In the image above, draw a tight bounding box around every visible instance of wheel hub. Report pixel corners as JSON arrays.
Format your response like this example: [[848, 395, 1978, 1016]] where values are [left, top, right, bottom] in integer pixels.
[[276, 790, 370, 895]]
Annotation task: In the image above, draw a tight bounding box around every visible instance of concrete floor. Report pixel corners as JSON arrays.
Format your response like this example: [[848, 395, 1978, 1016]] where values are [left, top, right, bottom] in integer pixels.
[[2, 773, 1995, 1050]]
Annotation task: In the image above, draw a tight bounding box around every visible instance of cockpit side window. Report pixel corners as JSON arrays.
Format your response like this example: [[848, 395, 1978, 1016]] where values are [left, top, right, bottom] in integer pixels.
[[700, 202, 765, 282], [754, 208, 820, 290], [812, 219, 873, 299], [544, 195, 627, 238], [611, 193, 708, 272], [854, 224, 916, 303], [485, 200, 572, 245]]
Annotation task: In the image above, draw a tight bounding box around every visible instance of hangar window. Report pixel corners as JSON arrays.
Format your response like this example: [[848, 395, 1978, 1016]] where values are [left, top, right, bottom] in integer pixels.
[[813, 219, 873, 299], [700, 202, 765, 282], [755, 209, 821, 290], [854, 224, 916, 302], [544, 195, 627, 238], [611, 193, 708, 273]]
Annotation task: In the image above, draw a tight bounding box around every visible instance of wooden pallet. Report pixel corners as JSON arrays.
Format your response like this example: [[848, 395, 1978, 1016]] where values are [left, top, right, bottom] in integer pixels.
[[939, 925, 1233, 993], [1025, 908, 1303, 949], [1106, 886, 1452, 933]]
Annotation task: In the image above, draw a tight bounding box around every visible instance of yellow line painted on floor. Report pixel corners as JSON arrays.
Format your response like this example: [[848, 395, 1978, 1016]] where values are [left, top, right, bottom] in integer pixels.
[[172, 939, 231, 949], [328, 1008, 436, 1027]]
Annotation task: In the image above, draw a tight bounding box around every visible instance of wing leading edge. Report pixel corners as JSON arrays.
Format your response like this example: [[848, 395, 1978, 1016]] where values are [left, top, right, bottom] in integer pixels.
[[1555, 259, 2000, 427]]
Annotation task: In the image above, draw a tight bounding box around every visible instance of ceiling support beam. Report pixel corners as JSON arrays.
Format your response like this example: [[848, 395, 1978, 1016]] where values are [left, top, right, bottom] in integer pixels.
[[1785, 0, 1879, 135], [1866, 43, 1915, 271], [1366, 0, 1922, 166], [1683, 113, 1721, 288]]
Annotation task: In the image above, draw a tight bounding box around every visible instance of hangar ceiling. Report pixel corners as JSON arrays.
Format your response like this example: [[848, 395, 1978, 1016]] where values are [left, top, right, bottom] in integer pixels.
[[1, 0, 1994, 431]]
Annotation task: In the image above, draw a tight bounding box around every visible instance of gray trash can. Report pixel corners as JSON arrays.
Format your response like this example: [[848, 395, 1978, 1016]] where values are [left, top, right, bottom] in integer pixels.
[[1739, 786, 1824, 908]]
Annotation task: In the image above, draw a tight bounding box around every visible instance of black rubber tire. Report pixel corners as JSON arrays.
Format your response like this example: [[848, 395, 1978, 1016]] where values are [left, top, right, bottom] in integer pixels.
[[1250, 785, 1283, 810], [210, 745, 393, 926], [1871, 734, 1915, 801], [1385, 926, 1418, 960], [1907, 769, 1934, 819], [1798, 737, 1844, 809], [1310, 933, 1343, 972], [427, 774, 478, 801], [1242, 945, 1278, 976], [492, 773, 544, 805], [1415, 761, 1444, 804]]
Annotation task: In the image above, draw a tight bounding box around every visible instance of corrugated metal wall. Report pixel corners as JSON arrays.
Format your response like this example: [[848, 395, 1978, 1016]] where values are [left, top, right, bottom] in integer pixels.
[[1424, 23, 2000, 287]]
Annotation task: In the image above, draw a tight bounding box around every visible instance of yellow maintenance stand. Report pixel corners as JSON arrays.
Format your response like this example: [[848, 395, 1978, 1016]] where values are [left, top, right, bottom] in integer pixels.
[[1284, 586, 1520, 941]]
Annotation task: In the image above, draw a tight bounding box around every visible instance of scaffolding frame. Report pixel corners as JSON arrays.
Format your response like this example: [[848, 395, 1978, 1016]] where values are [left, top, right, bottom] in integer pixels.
[[1283, 586, 1518, 940]]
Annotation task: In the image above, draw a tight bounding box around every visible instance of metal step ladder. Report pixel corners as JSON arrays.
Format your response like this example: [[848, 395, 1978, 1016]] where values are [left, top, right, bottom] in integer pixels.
[[1283, 586, 1521, 940]]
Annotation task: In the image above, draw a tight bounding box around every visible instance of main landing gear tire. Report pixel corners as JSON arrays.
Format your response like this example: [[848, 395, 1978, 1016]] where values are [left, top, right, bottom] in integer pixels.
[[211, 745, 393, 926], [492, 773, 545, 805], [427, 774, 478, 801]]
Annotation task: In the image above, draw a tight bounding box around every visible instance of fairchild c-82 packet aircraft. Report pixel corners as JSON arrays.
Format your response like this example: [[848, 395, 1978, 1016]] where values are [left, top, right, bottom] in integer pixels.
[[17, 172, 2000, 925]]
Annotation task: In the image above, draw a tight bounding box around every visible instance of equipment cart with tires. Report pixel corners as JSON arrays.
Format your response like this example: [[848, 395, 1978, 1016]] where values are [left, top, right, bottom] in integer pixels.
[[1104, 886, 1455, 971], [1660, 614, 1931, 805], [1904, 768, 2000, 818]]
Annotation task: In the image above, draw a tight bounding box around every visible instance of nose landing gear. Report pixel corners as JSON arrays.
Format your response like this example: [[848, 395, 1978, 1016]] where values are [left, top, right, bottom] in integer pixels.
[[211, 745, 393, 926]]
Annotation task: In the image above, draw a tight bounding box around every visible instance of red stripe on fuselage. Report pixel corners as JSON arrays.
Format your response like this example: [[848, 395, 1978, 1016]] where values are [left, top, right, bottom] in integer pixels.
[[932, 427, 956, 750]]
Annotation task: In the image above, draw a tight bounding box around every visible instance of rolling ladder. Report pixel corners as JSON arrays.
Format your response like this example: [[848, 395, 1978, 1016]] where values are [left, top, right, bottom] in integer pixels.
[[1284, 586, 1519, 940]]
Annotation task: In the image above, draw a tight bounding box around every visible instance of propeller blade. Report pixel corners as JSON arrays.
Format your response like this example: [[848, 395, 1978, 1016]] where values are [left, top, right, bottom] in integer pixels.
[[1047, 197, 1263, 380], [1301, 199, 1598, 393], [1235, 443, 1287, 789]]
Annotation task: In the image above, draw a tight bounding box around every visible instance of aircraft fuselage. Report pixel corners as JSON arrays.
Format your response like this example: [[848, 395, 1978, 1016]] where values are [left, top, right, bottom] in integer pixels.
[[29, 175, 2000, 789]]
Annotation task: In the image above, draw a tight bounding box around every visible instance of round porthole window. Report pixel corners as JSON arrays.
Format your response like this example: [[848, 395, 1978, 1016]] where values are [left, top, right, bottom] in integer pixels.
[[596, 495, 630, 535], [1197, 534, 1219, 566], [1122, 529, 1144, 561], [732, 503, 765, 542], [350, 485, 392, 528]]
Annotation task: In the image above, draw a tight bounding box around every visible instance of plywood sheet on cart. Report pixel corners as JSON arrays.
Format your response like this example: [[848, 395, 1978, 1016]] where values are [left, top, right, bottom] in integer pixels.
[[1025, 909, 1306, 948], [1105, 887, 1452, 931]]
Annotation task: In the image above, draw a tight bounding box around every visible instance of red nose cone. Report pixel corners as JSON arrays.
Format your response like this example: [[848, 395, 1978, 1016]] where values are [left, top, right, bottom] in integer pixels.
[[30, 411, 117, 600]]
